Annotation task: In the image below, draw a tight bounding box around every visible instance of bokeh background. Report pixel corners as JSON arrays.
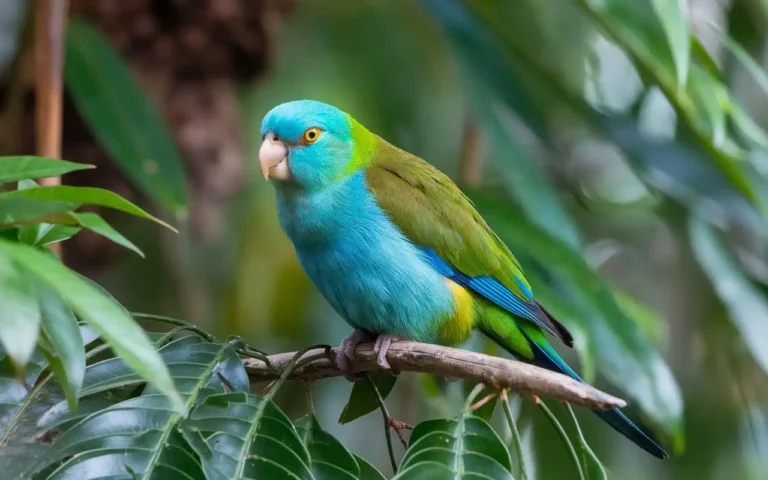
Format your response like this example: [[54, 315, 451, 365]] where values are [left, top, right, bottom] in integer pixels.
[[4, 0, 768, 478]]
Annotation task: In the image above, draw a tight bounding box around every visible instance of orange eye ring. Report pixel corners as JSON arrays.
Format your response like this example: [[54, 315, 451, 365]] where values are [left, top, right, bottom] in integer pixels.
[[303, 127, 322, 144]]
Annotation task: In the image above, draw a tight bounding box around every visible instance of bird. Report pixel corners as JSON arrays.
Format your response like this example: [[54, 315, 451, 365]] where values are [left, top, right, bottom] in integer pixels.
[[258, 99, 668, 459]]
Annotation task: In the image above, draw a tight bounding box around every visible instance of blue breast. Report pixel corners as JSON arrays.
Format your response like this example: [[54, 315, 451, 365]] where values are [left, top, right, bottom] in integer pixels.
[[275, 172, 454, 342]]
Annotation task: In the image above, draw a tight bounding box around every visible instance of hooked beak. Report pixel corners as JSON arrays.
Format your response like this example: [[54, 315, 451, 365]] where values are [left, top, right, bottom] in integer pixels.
[[259, 134, 289, 181]]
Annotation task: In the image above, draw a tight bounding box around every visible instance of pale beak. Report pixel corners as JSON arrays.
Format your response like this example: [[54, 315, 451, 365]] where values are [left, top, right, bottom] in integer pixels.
[[259, 134, 289, 181]]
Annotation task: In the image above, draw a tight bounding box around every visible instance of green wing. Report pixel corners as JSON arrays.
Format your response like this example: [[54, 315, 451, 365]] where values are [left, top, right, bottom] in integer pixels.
[[365, 136, 573, 346]]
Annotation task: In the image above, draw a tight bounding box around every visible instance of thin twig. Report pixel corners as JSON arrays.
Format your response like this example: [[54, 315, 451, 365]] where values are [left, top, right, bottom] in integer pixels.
[[131, 312, 219, 343], [535, 396, 585, 480], [501, 389, 528, 480], [469, 392, 498, 412], [366, 373, 399, 474], [242, 342, 626, 410]]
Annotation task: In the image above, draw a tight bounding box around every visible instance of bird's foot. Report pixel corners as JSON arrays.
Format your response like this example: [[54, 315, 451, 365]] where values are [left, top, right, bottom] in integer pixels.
[[373, 334, 402, 372], [336, 329, 370, 381]]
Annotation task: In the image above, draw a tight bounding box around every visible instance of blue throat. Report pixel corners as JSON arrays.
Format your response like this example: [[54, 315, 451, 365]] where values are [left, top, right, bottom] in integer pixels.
[[274, 172, 454, 342]]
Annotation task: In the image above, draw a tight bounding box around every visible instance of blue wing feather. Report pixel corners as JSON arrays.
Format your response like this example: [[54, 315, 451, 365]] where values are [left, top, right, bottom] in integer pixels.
[[417, 247, 571, 343]]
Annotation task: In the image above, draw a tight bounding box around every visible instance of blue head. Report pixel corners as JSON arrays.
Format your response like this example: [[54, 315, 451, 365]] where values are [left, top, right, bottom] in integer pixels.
[[259, 100, 375, 192]]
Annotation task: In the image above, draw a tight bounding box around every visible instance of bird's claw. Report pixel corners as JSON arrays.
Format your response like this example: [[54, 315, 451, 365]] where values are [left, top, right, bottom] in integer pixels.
[[374, 334, 401, 373], [336, 330, 368, 381]]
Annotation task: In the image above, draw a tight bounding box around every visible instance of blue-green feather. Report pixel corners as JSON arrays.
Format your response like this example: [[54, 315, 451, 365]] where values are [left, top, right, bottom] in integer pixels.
[[520, 330, 669, 459]]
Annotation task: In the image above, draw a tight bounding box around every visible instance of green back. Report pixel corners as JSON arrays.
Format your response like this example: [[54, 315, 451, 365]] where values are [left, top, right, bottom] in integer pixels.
[[364, 136, 532, 300]]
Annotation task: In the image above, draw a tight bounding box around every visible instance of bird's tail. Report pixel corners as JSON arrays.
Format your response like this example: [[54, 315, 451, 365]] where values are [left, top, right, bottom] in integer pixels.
[[484, 320, 669, 459]]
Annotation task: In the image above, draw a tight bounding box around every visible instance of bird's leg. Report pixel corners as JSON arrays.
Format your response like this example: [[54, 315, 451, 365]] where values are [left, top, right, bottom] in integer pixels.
[[336, 329, 370, 381], [373, 334, 402, 370]]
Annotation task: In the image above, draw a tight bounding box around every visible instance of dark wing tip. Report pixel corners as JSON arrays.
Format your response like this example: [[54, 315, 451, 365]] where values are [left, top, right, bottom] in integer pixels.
[[535, 302, 575, 348]]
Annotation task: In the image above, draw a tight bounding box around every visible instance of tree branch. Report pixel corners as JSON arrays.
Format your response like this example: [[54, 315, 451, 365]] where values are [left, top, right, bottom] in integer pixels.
[[243, 341, 626, 410]]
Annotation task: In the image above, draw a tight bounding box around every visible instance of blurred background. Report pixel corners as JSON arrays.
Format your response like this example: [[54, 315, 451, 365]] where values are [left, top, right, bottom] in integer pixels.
[[3, 0, 768, 478]]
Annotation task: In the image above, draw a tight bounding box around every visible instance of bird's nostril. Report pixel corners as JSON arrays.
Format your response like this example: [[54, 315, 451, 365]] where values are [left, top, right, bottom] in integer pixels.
[[271, 134, 279, 143]]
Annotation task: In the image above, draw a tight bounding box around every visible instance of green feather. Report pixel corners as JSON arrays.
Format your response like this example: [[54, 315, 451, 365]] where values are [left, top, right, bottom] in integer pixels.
[[364, 136, 532, 301]]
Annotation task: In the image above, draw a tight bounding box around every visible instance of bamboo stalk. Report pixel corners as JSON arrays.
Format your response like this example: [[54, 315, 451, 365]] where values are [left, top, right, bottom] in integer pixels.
[[34, 0, 69, 257], [34, 0, 68, 176]]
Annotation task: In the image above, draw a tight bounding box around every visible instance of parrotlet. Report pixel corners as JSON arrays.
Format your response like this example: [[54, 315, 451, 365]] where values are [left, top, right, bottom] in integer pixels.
[[259, 100, 668, 459]]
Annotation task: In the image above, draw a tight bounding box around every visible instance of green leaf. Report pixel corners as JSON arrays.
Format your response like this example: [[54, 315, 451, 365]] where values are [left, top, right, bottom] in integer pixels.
[[14, 180, 81, 247], [718, 28, 768, 100], [35, 225, 80, 247], [0, 197, 78, 228], [689, 214, 768, 375], [0, 257, 40, 368], [418, 0, 550, 142], [566, 405, 607, 480], [296, 415, 362, 479], [65, 18, 188, 216], [36, 337, 244, 478], [183, 391, 314, 480], [0, 347, 53, 480], [338, 371, 398, 424], [0, 240, 182, 410], [395, 415, 514, 479], [53, 212, 144, 257], [0, 156, 93, 185], [583, 0, 759, 207], [0, 185, 176, 231], [599, 113, 765, 236], [650, 0, 691, 87], [36, 282, 85, 411], [472, 192, 684, 440], [481, 103, 581, 249], [353, 454, 387, 480]]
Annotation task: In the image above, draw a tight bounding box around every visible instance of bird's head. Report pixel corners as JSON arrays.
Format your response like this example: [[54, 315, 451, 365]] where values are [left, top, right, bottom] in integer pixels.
[[259, 100, 376, 191]]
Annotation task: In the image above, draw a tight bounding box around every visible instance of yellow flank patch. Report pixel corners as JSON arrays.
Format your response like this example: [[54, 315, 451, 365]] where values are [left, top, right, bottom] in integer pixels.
[[438, 279, 475, 346]]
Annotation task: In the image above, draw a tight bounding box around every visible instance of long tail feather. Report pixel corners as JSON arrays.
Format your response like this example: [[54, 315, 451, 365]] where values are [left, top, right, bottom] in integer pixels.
[[521, 332, 668, 459]]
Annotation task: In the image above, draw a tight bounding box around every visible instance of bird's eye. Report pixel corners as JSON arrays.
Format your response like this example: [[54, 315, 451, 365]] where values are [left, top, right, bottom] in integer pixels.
[[303, 127, 322, 144]]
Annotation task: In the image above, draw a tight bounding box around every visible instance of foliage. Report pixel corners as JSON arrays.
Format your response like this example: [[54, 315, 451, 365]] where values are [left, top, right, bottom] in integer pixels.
[[0, 157, 183, 438], [2, 0, 768, 477], [0, 311, 606, 479]]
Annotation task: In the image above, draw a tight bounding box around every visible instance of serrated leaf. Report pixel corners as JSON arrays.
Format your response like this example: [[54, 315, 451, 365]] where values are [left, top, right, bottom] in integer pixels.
[[651, 0, 691, 86], [0, 186, 176, 231], [0, 156, 93, 185], [65, 18, 188, 216], [0, 240, 182, 410], [183, 391, 313, 480], [0, 348, 52, 480], [689, 214, 768, 375], [338, 371, 397, 424], [395, 415, 514, 479], [0, 257, 40, 368], [296, 415, 361, 480], [0, 326, 99, 480], [36, 337, 244, 478], [36, 336, 197, 434]]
